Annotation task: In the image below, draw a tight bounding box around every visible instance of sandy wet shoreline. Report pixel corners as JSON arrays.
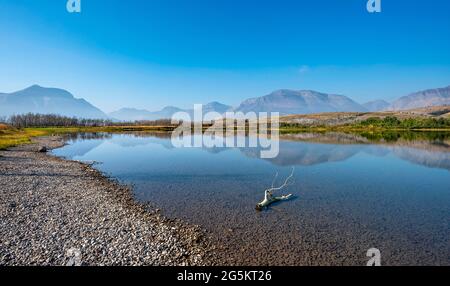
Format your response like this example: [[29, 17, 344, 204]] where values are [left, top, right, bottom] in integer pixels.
[[0, 136, 216, 266]]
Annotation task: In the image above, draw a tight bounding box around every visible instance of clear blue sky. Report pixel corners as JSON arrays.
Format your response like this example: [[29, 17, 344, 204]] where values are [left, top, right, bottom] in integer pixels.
[[1, 0, 449, 112]]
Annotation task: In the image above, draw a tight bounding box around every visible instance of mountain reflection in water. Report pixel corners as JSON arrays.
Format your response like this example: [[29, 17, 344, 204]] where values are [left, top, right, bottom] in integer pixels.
[[52, 131, 450, 265], [60, 131, 450, 171]]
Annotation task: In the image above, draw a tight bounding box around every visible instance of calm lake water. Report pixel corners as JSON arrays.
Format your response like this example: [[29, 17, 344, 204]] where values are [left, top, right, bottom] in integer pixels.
[[52, 132, 450, 266]]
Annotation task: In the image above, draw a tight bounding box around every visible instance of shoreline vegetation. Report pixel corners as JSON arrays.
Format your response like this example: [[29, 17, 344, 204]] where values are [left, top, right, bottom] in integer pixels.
[[1, 107, 450, 150], [2, 125, 450, 151]]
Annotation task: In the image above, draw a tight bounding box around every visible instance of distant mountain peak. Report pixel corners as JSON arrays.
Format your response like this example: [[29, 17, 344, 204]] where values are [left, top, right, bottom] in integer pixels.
[[161, 106, 182, 111], [28, 84, 43, 89], [20, 84, 46, 91], [235, 89, 366, 115], [388, 85, 450, 111], [14, 85, 76, 100], [0, 85, 108, 119], [205, 101, 227, 106], [24, 84, 64, 92]]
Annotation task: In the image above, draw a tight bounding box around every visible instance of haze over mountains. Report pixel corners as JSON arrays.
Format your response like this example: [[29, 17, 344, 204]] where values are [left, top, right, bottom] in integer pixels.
[[234, 90, 365, 115], [109, 102, 233, 121], [388, 85, 450, 111], [362, 100, 391, 112], [0, 85, 108, 119], [1, 85, 449, 121], [109, 106, 185, 122]]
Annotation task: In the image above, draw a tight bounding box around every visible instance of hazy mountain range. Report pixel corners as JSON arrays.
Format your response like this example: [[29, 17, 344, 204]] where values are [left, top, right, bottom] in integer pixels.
[[388, 85, 450, 111], [1, 85, 449, 121], [234, 89, 364, 114], [362, 100, 391, 112], [109, 106, 185, 122], [109, 102, 232, 121], [0, 85, 108, 119]]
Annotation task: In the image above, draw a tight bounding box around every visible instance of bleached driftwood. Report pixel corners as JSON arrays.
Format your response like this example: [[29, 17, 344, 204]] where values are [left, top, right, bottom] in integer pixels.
[[255, 167, 295, 211]]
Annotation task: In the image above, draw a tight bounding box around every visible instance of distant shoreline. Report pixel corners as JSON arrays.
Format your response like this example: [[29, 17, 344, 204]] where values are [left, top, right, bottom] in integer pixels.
[[1, 106, 450, 150], [1, 125, 450, 151]]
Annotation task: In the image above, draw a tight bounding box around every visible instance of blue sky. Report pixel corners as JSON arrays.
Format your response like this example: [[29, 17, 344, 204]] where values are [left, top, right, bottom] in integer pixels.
[[1, 0, 449, 112]]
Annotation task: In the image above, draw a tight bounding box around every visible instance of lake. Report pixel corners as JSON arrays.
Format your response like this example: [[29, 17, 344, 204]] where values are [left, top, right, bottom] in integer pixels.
[[52, 132, 450, 266]]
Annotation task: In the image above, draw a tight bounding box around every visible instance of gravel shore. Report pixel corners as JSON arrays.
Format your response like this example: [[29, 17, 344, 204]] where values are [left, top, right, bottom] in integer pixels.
[[0, 136, 215, 266]]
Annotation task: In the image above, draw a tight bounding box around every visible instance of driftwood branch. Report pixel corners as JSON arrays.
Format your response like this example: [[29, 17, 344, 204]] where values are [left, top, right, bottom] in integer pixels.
[[256, 167, 295, 211]]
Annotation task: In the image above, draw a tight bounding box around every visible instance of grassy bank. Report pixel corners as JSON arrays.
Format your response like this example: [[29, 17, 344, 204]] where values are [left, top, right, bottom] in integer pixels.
[[0, 127, 48, 150], [2, 119, 450, 150], [280, 116, 450, 133], [0, 125, 175, 150]]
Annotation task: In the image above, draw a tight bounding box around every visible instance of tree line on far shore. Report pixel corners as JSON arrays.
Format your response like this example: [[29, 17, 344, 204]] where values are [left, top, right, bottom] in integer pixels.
[[0, 113, 249, 129], [2, 113, 176, 128], [1, 113, 450, 130]]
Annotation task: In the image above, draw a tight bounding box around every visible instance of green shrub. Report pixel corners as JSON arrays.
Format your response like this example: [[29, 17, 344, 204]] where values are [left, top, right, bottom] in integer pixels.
[[359, 116, 450, 129]]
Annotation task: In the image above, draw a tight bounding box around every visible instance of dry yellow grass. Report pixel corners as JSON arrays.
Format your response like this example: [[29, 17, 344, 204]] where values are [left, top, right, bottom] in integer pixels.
[[0, 125, 177, 150], [0, 126, 49, 150]]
